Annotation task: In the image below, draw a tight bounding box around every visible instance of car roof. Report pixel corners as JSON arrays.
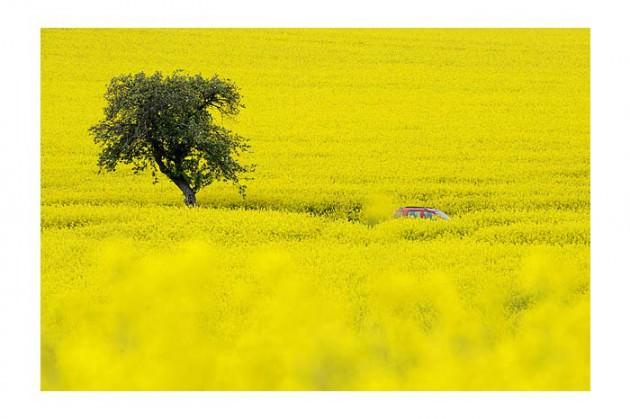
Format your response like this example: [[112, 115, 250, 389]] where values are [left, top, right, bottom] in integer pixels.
[[401, 206, 434, 210]]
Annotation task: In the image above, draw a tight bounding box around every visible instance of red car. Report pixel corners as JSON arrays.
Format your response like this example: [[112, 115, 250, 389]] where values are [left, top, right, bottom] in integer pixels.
[[394, 206, 450, 221]]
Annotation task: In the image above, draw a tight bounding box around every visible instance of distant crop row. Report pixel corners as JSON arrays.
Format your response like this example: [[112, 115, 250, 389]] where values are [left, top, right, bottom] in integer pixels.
[[42, 204, 589, 246]]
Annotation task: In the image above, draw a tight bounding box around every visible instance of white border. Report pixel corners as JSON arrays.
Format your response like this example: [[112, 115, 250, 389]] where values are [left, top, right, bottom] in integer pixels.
[[2, 0, 629, 418]]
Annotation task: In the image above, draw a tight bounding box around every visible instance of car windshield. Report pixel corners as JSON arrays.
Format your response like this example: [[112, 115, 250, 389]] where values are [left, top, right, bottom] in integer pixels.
[[433, 209, 449, 220]]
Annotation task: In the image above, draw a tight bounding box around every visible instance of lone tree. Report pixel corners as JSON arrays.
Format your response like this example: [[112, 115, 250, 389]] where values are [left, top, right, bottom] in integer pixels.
[[89, 71, 254, 206]]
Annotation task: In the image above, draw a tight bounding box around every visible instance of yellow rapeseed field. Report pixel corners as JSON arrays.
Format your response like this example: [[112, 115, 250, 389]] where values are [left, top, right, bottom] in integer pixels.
[[41, 29, 590, 390]]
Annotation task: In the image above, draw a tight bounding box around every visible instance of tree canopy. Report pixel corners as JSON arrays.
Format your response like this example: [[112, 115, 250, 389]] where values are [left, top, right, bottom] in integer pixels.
[[89, 70, 254, 206]]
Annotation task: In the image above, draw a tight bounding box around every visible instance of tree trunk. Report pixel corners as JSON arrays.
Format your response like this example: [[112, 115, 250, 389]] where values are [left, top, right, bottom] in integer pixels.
[[183, 189, 196, 207], [171, 177, 196, 207], [150, 150, 197, 206]]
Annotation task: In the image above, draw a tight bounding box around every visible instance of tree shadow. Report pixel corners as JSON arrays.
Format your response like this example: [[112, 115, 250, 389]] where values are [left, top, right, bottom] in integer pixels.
[[195, 198, 364, 222]]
